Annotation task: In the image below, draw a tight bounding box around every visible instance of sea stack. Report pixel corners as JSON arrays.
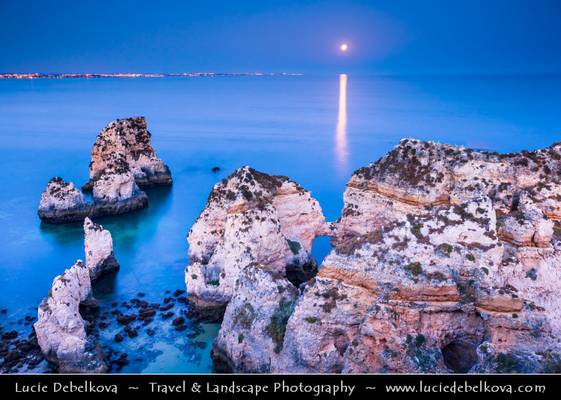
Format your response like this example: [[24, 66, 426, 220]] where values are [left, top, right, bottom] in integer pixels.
[[84, 217, 120, 282], [83, 116, 172, 190], [195, 140, 561, 373], [38, 177, 92, 223], [37, 116, 170, 223], [185, 166, 327, 321], [33, 260, 107, 373]]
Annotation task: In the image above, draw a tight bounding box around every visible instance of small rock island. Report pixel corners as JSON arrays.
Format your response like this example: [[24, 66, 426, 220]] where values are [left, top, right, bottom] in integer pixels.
[[38, 117, 172, 223]]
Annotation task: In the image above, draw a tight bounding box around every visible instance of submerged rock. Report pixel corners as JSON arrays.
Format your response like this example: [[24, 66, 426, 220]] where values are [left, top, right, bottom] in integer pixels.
[[185, 166, 327, 321], [33, 260, 107, 372], [197, 140, 561, 373], [84, 217, 119, 282], [83, 116, 172, 190]]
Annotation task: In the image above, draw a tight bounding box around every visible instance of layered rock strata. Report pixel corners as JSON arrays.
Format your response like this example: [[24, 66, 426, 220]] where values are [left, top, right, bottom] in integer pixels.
[[33, 260, 107, 372], [205, 140, 561, 373], [185, 166, 327, 321], [83, 116, 172, 190], [84, 217, 119, 282]]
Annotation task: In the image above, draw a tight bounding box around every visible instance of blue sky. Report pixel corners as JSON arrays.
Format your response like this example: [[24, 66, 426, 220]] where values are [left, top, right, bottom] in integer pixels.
[[1, 0, 560, 74]]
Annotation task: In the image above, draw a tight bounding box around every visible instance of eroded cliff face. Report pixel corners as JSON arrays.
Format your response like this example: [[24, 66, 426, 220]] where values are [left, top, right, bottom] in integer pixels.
[[202, 140, 561, 373], [33, 260, 107, 373], [84, 116, 172, 189], [185, 166, 327, 321], [212, 264, 299, 372]]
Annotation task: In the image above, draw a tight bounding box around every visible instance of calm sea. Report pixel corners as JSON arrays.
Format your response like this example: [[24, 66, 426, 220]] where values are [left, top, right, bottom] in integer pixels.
[[0, 74, 560, 372]]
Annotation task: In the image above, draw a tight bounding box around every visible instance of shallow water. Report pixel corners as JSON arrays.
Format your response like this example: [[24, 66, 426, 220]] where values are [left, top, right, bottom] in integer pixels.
[[0, 74, 560, 372]]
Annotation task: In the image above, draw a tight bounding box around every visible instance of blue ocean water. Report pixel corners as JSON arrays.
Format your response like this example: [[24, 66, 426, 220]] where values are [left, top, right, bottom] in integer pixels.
[[0, 74, 560, 372]]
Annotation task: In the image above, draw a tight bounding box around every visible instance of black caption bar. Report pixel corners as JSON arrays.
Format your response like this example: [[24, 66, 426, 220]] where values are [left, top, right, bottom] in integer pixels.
[[1, 374, 558, 399]]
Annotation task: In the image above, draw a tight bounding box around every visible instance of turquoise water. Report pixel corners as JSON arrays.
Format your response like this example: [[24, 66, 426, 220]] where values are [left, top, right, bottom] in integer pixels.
[[1, 74, 560, 372]]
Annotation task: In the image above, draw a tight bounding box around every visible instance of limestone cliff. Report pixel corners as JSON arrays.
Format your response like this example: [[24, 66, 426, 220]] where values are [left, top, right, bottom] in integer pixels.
[[83, 116, 172, 190], [202, 140, 561, 373]]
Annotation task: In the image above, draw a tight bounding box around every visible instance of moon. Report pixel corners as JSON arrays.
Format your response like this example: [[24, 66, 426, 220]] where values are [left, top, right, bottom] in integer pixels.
[[340, 43, 349, 52]]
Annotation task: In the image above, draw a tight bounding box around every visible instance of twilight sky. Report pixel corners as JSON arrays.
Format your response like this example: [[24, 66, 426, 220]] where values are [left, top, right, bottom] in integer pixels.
[[1, 0, 560, 74]]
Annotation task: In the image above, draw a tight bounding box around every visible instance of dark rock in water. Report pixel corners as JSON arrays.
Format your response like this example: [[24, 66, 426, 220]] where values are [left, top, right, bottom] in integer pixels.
[[172, 317, 185, 326], [146, 329, 155, 337], [212, 166, 221, 173], [137, 292, 145, 297], [2, 331, 17, 340], [114, 334, 123, 343], [38, 171, 150, 224], [160, 303, 173, 311], [1, 309, 7, 314], [142, 318, 154, 326], [173, 289, 185, 297], [163, 297, 173, 304], [124, 326, 137, 338], [98, 322, 109, 330], [161, 312, 173, 320], [33, 260, 107, 373], [139, 309, 156, 320], [177, 296, 187, 304], [116, 314, 136, 325], [84, 218, 120, 282], [175, 325, 187, 332]]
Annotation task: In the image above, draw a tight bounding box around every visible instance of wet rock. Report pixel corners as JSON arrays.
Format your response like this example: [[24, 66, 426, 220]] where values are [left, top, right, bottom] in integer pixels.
[[212, 166, 221, 173], [172, 317, 185, 326], [114, 334, 123, 343]]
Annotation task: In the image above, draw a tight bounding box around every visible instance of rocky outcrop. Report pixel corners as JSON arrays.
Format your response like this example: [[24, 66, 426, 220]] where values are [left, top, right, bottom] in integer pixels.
[[199, 140, 561, 373], [37, 116, 172, 223], [33, 260, 107, 372], [84, 217, 119, 282], [38, 174, 147, 223], [185, 166, 327, 321], [338, 138, 561, 236], [83, 116, 172, 190], [38, 177, 91, 223], [212, 263, 298, 372]]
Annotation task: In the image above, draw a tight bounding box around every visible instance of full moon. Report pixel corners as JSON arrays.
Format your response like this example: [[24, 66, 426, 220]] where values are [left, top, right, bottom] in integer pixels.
[[340, 43, 349, 52]]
